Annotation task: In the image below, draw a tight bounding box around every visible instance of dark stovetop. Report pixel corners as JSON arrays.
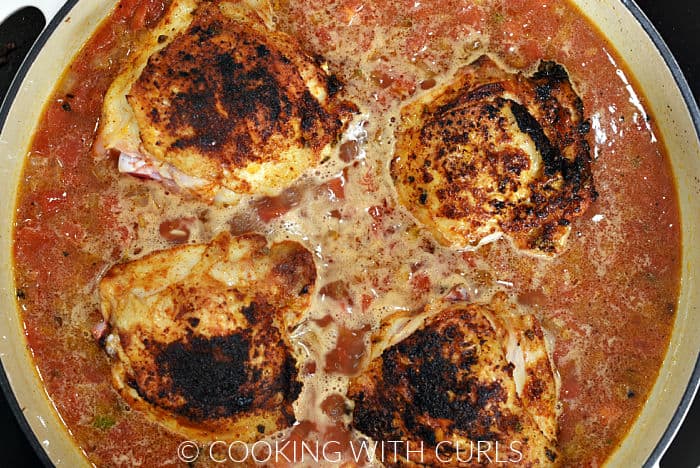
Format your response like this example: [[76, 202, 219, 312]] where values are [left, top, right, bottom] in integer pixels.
[[1, 1, 698, 467]]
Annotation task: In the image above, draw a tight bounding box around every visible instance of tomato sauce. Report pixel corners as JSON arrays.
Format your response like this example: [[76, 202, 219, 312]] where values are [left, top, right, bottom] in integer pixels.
[[12, 0, 681, 466]]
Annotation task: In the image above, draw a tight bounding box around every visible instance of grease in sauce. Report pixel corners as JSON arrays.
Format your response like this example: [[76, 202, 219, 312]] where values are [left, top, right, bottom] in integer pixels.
[[13, 0, 680, 466]]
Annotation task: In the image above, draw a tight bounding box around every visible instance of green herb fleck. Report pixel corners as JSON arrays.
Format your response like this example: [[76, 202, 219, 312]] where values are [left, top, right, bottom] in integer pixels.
[[93, 414, 116, 430]]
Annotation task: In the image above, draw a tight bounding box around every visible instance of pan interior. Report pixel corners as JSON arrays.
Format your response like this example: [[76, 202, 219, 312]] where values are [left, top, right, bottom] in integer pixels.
[[0, 1, 698, 466]]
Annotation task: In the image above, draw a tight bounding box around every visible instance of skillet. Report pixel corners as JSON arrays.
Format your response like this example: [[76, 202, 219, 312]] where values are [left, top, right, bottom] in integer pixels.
[[0, 0, 698, 466]]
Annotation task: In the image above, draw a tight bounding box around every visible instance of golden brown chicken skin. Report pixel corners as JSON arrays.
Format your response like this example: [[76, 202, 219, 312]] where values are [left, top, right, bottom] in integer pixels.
[[348, 296, 559, 467], [98, 232, 317, 441], [99, 0, 357, 203], [391, 55, 596, 255]]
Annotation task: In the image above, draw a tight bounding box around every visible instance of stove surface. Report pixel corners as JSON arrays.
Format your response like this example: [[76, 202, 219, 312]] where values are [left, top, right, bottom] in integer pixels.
[[0, 2, 698, 467]]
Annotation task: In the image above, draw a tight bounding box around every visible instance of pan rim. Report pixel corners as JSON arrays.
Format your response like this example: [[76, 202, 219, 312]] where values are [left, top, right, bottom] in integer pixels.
[[618, 0, 700, 466], [0, 0, 697, 466], [0, 1, 79, 466]]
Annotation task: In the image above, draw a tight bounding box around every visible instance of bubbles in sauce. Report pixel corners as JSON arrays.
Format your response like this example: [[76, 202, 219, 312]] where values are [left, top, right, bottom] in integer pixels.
[[11, 0, 682, 466]]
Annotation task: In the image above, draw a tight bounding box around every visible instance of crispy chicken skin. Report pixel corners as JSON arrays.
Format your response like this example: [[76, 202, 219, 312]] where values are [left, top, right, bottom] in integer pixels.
[[98, 232, 316, 441], [391, 55, 596, 255], [99, 0, 356, 203], [349, 295, 560, 467]]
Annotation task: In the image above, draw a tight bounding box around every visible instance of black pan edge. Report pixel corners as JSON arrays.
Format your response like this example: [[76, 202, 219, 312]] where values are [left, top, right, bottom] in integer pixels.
[[0, 1, 80, 467]]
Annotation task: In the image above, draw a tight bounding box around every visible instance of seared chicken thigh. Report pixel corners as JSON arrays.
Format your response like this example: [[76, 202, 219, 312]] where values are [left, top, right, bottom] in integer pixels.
[[98, 232, 316, 441], [349, 294, 560, 466], [391, 55, 596, 255], [98, 0, 356, 203]]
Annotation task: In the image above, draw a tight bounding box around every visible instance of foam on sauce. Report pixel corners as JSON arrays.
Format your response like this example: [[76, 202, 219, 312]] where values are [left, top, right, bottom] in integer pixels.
[[12, 0, 681, 466]]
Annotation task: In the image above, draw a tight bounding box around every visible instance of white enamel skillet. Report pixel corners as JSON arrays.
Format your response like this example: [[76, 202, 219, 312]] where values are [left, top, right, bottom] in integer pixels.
[[0, 1, 698, 466]]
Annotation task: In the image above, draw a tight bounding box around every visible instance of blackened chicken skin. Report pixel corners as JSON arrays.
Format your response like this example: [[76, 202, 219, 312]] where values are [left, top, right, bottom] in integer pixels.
[[391, 55, 596, 255], [349, 295, 560, 467], [98, 232, 317, 442], [99, 0, 357, 204]]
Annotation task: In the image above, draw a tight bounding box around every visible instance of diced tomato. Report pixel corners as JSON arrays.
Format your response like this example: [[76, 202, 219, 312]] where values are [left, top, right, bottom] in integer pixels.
[[410, 272, 431, 296], [367, 205, 383, 221], [338, 140, 359, 162], [131, 0, 166, 29], [324, 325, 370, 376], [320, 393, 346, 423], [361, 294, 373, 312], [367, 204, 387, 232], [114, 0, 167, 29], [254, 183, 308, 222], [370, 69, 394, 89], [254, 195, 295, 222], [462, 251, 478, 268], [517, 288, 548, 308], [314, 315, 334, 328], [358, 169, 377, 192], [318, 176, 345, 201], [319, 280, 353, 309], [322, 423, 355, 464], [302, 361, 317, 376], [316, 26, 333, 46]]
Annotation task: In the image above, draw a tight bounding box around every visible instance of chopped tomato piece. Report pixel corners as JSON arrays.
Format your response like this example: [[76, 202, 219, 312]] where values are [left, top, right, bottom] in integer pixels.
[[324, 325, 370, 376], [318, 176, 345, 201]]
